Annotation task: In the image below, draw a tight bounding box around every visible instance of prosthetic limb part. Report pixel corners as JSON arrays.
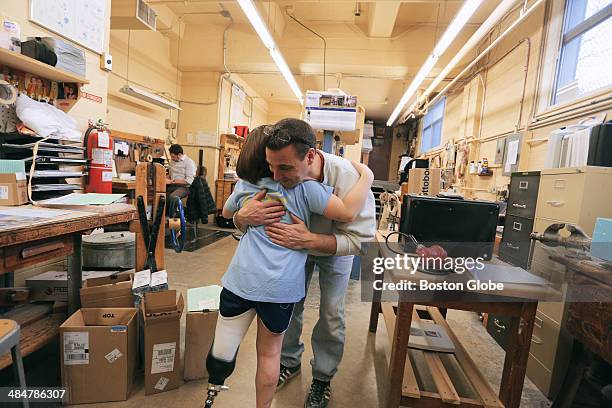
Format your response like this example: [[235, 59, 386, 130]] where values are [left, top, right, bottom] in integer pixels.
[[204, 309, 256, 407]]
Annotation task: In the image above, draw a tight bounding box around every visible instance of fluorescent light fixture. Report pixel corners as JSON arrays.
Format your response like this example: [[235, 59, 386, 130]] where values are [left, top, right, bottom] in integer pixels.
[[387, 0, 482, 126], [433, 0, 483, 56], [387, 56, 437, 126], [238, 0, 303, 104], [237, 0, 275, 50], [270, 48, 304, 104], [120, 84, 181, 110]]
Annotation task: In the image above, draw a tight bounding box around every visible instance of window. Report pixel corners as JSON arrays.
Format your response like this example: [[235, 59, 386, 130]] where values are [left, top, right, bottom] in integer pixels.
[[553, 0, 612, 105], [421, 97, 445, 152]]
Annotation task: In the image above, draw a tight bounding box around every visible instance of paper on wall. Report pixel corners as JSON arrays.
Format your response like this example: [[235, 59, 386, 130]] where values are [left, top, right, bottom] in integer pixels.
[[0, 186, 8, 200], [505, 140, 519, 173], [64, 332, 89, 365], [151, 342, 176, 374]]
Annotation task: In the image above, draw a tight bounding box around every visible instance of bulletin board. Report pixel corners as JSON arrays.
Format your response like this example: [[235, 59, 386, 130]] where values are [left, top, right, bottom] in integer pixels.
[[29, 0, 108, 54], [229, 84, 251, 130]]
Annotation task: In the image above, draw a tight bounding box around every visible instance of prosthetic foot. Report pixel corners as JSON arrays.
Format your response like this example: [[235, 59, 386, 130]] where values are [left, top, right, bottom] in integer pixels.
[[203, 349, 238, 407]]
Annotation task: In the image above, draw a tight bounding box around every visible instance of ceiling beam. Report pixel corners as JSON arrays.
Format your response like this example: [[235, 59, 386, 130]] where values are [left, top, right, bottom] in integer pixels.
[[367, 1, 401, 38]]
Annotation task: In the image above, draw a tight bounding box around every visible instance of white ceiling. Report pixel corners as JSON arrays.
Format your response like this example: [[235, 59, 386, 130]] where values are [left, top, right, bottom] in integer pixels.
[[143, 0, 503, 122]]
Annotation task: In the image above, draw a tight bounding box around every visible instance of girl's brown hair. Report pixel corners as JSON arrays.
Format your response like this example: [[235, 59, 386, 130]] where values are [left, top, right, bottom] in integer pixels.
[[236, 125, 273, 184]]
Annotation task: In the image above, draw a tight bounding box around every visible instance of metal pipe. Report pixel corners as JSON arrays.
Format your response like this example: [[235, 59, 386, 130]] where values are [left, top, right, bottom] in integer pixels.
[[419, 0, 544, 115], [286, 11, 327, 90]]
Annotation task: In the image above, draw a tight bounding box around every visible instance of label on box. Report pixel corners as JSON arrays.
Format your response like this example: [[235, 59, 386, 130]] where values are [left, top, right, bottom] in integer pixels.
[[154, 377, 170, 391], [150, 270, 168, 287], [98, 132, 110, 148], [15, 172, 26, 181], [102, 171, 113, 182], [64, 332, 89, 365], [151, 342, 176, 374], [110, 325, 127, 333], [133, 269, 151, 289], [0, 186, 7, 200], [105, 348, 123, 364]]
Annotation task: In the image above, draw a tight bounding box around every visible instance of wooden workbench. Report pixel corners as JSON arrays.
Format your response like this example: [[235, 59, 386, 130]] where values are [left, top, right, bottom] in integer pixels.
[[368, 230, 559, 408], [0, 204, 135, 370]]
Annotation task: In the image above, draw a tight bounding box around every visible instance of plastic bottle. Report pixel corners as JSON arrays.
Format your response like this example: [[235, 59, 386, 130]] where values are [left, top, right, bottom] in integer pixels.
[[477, 161, 482, 174], [469, 161, 476, 174]]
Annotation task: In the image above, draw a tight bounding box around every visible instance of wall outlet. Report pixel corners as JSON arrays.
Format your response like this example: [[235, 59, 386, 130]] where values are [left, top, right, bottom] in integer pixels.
[[100, 53, 112, 71]]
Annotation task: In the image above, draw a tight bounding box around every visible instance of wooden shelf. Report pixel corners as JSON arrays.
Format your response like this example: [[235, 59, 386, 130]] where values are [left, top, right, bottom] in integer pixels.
[[0, 47, 89, 84]]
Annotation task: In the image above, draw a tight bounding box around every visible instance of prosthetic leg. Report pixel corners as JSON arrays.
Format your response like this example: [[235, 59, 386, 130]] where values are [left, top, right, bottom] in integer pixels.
[[203, 309, 256, 407]]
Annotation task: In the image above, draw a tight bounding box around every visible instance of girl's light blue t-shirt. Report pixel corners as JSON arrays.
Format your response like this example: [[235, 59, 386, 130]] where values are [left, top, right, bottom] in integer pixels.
[[222, 178, 333, 303]]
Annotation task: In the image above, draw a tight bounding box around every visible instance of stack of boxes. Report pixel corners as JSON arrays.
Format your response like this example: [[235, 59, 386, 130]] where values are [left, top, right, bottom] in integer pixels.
[[59, 268, 219, 404]]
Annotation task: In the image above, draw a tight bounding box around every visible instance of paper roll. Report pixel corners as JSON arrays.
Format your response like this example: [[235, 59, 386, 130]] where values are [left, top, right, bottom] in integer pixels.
[[0, 80, 17, 105], [146, 154, 153, 162]]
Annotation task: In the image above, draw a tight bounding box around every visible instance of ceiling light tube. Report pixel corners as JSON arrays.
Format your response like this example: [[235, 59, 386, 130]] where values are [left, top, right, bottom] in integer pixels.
[[270, 48, 304, 103], [424, 0, 543, 112], [387, 56, 438, 125], [238, 0, 303, 104], [433, 0, 483, 56], [387, 0, 483, 126], [403, 0, 520, 121], [237, 0, 275, 49]]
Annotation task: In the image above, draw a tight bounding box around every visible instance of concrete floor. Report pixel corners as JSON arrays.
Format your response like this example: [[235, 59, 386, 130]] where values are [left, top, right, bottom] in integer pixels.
[[80, 234, 551, 408]]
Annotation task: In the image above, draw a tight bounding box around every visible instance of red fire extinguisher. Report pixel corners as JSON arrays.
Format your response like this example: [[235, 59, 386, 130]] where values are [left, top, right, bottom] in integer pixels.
[[84, 120, 114, 193]]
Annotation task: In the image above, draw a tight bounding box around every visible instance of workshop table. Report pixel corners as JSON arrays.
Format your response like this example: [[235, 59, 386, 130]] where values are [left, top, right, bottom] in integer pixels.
[[368, 230, 560, 408], [0, 204, 136, 314], [0, 204, 135, 371]]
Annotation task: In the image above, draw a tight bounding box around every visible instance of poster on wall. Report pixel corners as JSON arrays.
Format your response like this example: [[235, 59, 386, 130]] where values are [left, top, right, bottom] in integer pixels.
[[30, 0, 107, 54], [304, 91, 357, 132], [229, 84, 251, 132]]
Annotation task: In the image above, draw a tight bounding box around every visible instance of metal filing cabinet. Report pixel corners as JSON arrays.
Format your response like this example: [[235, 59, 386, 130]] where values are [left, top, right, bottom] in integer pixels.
[[499, 171, 540, 268], [488, 172, 540, 349], [526, 166, 612, 398]]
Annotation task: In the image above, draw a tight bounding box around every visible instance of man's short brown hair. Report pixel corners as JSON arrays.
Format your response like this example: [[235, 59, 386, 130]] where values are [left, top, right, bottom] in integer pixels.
[[265, 118, 316, 159]]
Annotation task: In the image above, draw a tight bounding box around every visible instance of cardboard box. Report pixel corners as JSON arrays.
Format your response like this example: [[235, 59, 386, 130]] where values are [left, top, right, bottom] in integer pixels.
[[406, 168, 442, 196], [0, 173, 28, 206], [60, 308, 137, 405], [184, 311, 218, 380], [142, 290, 184, 395], [184, 285, 221, 381], [26, 271, 118, 302], [81, 274, 135, 308]]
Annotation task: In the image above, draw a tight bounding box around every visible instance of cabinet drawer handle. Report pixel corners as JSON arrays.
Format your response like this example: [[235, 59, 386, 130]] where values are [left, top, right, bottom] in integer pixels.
[[493, 319, 506, 331], [21, 242, 65, 259], [512, 203, 527, 209], [534, 316, 543, 329], [546, 200, 564, 207], [513, 222, 522, 231], [519, 181, 529, 189], [553, 179, 566, 189], [531, 335, 543, 345], [507, 243, 520, 250]]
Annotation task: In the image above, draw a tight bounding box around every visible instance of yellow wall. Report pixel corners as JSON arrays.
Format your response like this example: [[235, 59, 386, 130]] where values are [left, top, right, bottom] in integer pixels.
[[178, 72, 270, 187], [416, 3, 611, 200], [1, 1, 110, 131], [107, 29, 181, 139]]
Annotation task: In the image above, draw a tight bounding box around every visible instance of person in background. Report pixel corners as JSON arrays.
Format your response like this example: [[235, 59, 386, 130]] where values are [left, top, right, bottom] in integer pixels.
[[166, 143, 196, 210]]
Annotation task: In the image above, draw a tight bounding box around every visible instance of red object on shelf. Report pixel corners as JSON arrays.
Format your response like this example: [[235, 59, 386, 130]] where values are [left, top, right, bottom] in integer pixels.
[[85, 126, 114, 193], [234, 126, 249, 138]]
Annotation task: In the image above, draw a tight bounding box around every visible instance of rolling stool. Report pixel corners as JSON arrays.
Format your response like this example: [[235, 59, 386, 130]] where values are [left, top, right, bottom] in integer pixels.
[[0, 319, 29, 407]]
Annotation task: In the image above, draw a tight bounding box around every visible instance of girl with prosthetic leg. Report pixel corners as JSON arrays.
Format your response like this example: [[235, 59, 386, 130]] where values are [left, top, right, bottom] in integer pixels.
[[203, 125, 373, 408]]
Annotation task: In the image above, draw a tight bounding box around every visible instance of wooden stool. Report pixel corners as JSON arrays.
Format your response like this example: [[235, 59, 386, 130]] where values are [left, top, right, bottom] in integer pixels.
[[0, 319, 29, 407]]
